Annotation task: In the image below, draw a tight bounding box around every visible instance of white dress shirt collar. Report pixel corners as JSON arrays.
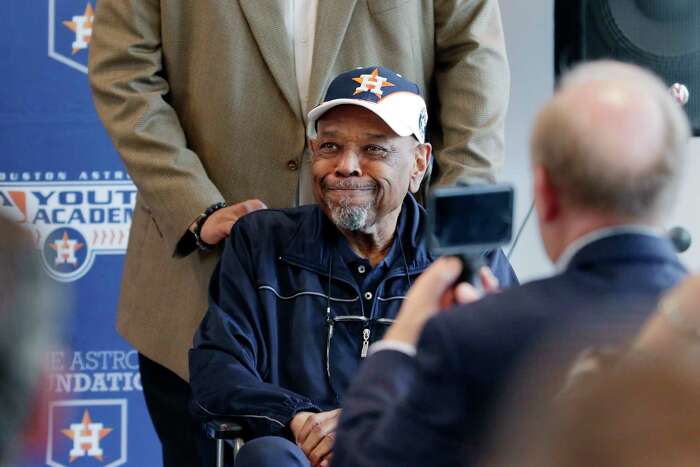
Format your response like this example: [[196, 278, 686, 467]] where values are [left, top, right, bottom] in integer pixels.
[[287, 0, 319, 115]]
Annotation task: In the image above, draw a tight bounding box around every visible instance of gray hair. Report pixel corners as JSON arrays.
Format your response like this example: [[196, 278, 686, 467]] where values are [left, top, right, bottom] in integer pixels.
[[531, 60, 690, 219], [0, 216, 59, 463]]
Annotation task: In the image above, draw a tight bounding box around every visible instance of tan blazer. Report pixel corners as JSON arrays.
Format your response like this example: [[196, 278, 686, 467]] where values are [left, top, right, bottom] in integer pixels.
[[88, 0, 510, 380]]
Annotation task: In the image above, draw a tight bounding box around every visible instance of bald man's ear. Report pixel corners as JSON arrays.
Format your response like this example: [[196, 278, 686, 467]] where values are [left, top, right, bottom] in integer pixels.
[[409, 143, 431, 193], [534, 165, 560, 223]]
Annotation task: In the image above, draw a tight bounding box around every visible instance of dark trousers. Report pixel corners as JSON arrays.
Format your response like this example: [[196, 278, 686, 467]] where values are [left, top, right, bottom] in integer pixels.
[[235, 436, 310, 467], [138, 353, 217, 467]]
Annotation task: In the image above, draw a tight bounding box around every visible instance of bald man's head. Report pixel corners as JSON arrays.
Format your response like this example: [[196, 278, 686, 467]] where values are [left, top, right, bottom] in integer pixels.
[[531, 61, 690, 219]]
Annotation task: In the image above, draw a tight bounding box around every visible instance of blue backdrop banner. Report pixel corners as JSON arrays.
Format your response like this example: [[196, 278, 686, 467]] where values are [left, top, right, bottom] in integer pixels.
[[1, 1, 160, 465]]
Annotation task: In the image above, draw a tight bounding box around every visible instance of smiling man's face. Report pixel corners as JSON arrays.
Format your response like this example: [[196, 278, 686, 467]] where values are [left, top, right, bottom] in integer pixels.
[[309, 105, 428, 233]]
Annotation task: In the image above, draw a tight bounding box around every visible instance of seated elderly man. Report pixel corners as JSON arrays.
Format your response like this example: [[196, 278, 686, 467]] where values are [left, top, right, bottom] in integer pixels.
[[188, 66, 516, 467]]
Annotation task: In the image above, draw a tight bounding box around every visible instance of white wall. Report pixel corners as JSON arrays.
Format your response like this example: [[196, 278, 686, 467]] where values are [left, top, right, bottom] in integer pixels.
[[498, 0, 700, 281]]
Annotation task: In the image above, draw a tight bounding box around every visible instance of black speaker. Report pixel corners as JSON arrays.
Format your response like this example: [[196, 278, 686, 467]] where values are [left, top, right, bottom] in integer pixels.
[[555, 0, 700, 135]]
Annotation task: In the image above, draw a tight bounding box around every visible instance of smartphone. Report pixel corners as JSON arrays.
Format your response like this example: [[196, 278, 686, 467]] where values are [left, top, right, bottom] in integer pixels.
[[426, 183, 514, 257]]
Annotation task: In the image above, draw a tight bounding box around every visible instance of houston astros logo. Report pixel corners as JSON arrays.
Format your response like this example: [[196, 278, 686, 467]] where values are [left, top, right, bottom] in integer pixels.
[[62, 2, 94, 54], [353, 69, 395, 97], [47, 398, 128, 467], [61, 410, 113, 462], [48, 1, 95, 73], [42, 227, 90, 282], [1, 179, 135, 282], [49, 230, 84, 267]]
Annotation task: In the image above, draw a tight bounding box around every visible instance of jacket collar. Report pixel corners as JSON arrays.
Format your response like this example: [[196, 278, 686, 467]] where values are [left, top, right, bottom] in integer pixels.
[[566, 231, 685, 273], [281, 194, 433, 279], [556, 225, 662, 272]]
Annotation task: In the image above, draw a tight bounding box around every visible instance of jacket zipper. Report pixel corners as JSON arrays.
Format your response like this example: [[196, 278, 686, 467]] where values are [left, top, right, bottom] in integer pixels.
[[281, 256, 425, 375], [326, 306, 333, 381], [361, 328, 371, 358]]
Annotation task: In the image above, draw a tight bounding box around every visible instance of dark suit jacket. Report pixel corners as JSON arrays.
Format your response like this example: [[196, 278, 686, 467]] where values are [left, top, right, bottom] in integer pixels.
[[333, 233, 687, 467]]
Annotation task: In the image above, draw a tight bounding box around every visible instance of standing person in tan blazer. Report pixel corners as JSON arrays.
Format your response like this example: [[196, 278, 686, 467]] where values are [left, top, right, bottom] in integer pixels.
[[88, 1, 510, 465]]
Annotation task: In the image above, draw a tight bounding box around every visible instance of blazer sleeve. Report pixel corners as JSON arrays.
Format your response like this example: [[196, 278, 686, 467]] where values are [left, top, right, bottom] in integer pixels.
[[88, 0, 223, 254], [189, 223, 320, 438], [432, 0, 510, 184], [334, 319, 469, 467]]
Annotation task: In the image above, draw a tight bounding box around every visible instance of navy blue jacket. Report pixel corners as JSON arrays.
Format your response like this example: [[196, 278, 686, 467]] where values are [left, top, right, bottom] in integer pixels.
[[189, 194, 516, 438], [334, 233, 687, 467]]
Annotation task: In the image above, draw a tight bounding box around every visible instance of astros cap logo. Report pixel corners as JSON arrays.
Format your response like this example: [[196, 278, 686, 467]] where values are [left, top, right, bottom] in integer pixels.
[[352, 68, 395, 97]]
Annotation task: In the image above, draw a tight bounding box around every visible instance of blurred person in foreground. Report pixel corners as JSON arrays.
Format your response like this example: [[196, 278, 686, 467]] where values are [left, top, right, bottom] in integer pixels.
[[482, 276, 700, 467], [0, 215, 59, 465], [188, 67, 516, 467], [333, 60, 691, 467], [485, 352, 700, 467]]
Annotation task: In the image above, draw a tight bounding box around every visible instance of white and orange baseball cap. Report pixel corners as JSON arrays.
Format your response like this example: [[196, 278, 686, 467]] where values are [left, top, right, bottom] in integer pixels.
[[308, 66, 428, 144]]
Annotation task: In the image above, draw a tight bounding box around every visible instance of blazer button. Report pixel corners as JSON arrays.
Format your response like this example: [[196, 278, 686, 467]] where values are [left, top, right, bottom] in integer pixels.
[[287, 159, 299, 171]]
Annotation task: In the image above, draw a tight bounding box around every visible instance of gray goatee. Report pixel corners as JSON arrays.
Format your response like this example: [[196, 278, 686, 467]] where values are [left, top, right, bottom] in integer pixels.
[[327, 199, 373, 231]]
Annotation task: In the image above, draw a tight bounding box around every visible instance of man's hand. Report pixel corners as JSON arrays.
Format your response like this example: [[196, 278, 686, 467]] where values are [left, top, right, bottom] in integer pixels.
[[289, 409, 341, 467], [198, 199, 267, 245], [383, 256, 499, 346]]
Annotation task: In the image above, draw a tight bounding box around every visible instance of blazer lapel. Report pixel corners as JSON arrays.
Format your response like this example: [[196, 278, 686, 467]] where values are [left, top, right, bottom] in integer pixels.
[[239, 0, 301, 119], [307, 0, 359, 110]]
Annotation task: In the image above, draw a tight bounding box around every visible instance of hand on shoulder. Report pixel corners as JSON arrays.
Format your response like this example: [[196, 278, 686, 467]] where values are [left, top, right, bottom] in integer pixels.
[[199, 199, 267, 245]]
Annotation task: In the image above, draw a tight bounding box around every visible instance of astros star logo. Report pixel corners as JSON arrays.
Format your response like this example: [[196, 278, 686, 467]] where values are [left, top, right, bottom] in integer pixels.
[[352, 68, 395, 97], [61, 410, 113, 462], [50, 231, 84, 267], [63, 2, 94, 55]]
